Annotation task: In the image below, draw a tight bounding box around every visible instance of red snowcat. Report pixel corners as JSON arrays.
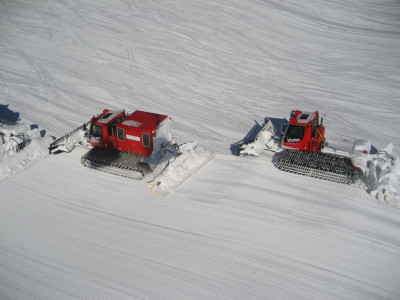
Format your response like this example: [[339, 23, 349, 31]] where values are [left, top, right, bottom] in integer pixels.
[[49, 109, 173, 179], [238, 110, 371, 184]]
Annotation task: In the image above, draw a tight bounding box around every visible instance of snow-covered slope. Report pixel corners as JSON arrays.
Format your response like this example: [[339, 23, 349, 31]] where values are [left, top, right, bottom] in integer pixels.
[[1, 1, 400, 299]]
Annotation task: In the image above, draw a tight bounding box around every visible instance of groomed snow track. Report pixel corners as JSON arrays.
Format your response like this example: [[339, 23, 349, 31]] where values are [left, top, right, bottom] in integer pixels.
[[275, 150, 359, 184], [81, 147, 151, 180]]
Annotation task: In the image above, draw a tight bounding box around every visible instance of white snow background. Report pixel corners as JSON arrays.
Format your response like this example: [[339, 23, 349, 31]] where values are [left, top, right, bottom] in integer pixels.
[[1, 0, 400, 299]]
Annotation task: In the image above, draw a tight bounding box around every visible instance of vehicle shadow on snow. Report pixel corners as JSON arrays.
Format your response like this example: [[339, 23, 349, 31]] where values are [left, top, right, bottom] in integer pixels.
[[30, 124, 47, 137], [0, 104, 47, 136], [230, 117, 288, 155], [0, 104, 20, 124]]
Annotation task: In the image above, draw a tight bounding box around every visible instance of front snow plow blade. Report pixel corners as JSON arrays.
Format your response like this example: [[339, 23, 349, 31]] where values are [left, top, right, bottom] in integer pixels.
[[275, 150, 359, 184], [49, 122, 90, 154], [238, 118, 278, 156]]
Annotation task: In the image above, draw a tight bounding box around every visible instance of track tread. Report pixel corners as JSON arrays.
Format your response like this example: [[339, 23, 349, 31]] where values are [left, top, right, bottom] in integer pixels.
[[275, 149, 359, 184], [81, 147, 151, 180]]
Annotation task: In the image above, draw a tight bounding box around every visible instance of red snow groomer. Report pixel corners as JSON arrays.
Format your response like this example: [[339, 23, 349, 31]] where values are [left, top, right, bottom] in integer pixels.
[[49, 109, 176, 180], [81, 109, 173, 179], [239, 110, 371, 184]]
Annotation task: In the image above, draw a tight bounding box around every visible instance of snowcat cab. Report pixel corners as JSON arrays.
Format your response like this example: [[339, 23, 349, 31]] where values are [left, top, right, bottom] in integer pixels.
[[89, 109, 127, 149], [281, 110, 325, 152], [88, 109, 171, 158]]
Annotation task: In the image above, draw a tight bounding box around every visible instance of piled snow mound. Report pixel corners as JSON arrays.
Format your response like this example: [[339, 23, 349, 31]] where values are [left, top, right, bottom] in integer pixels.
[[0, 123, 52, 182], [364, 144, 399, 206], [149, 142, 215, 196]]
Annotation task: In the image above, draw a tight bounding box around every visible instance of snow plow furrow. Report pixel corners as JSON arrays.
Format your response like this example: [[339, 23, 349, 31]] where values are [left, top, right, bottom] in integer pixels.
[[275, 150, 359, 184], [81, 147, 151, 180]]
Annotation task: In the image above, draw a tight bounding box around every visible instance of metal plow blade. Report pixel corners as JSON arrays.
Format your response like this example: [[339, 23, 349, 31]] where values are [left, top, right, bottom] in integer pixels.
[[49, 122, 90, 154], [238, 118, 278, 156], [275, 150, 359, 184]]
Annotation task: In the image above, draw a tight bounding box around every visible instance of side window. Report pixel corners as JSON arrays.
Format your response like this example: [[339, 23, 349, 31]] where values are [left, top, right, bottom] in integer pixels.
[[117, 128, 125, 141], [115, 116, 124, 124], [108, 125, 115, 136], [142, 132, 150, 147], [312, 119, 318, 138]]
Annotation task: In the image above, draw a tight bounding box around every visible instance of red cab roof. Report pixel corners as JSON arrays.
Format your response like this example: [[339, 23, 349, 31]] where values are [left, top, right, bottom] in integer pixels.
[[290, 110, 318, 125], [120, 110, 169, 131], [92, 109, 125, 125]]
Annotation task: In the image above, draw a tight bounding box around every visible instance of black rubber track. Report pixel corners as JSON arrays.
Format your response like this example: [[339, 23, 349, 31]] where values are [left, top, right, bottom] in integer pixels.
[[275, 149, 359, 184], [81, 147, 151, 180]]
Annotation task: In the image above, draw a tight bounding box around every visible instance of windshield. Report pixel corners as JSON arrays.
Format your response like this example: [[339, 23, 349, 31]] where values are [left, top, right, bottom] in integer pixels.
[[284, 124, 305, 143], [90, 124, 103, 138]]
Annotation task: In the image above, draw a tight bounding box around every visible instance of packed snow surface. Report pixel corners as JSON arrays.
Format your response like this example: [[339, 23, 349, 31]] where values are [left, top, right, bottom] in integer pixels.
[[1, 1, 400, 299]]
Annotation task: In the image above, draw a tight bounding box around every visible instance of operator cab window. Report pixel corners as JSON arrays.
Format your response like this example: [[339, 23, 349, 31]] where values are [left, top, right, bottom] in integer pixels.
[[101, 113, 112, 120], [312, 119, 318, 138], [115, 116, 124, 124], [117, 128, 125, 141], [90, 124, 103, 138], [142, 132, 150, 147], [299, 114, 309, 120], [284, 124, 305, 143]]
